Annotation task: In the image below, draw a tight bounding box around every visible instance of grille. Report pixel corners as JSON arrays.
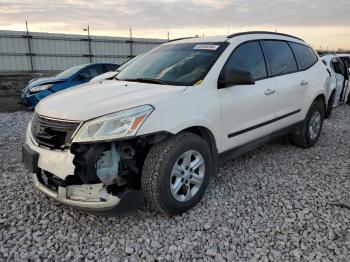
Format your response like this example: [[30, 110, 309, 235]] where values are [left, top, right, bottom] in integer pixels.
[[31, 113, 81, 150]]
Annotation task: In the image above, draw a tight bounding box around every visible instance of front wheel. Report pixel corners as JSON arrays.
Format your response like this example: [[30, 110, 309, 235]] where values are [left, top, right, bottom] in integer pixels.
[[291, 99, 325, 148], [141, 132, 213, 215]]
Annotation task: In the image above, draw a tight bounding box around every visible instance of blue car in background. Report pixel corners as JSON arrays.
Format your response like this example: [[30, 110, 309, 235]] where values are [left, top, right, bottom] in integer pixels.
[[20, 63, 119, 108]]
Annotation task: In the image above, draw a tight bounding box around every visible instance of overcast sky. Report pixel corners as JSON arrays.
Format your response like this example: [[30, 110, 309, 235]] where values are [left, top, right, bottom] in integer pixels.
[[1, 0, 350, 49]]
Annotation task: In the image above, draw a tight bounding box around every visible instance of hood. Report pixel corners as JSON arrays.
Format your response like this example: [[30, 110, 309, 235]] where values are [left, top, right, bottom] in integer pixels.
[[35, 80, 187, 121], [26, 76, 66, 90]]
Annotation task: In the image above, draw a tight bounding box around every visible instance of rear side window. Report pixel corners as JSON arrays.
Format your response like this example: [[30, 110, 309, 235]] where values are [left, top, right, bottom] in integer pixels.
[[289, 43, 318, 70], [223, 41, 267, 80], [262, 40, 298, 76]]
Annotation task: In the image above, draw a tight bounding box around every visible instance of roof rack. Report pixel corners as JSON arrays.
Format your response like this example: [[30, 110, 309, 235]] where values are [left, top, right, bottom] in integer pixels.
[[167, 36, 197, 43], [227, 31, 304, 42]]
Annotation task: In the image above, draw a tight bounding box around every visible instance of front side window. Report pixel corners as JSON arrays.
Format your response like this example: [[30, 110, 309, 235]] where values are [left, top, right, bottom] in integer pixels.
[[262, 40, 298, 76], [289, 42, 318, 70], [117, 42, 227, 86], [222, 41, 267, 80], [78, 65, 105, 79]]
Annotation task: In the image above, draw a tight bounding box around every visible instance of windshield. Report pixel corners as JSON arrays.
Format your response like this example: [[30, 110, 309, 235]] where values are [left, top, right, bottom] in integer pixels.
[[116, 55, 142, 73], [55, 64, 86, 79], [117, 42, 227, 85]]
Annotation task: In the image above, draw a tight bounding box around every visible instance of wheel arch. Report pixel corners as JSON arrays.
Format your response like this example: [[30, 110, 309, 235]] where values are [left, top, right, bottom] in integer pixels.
[[314, 93, 327, 108], [180, 126, 219, 175]]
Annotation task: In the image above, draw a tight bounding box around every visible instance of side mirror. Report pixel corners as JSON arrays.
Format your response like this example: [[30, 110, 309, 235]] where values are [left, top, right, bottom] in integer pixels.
[[218, 69, 255, 88]]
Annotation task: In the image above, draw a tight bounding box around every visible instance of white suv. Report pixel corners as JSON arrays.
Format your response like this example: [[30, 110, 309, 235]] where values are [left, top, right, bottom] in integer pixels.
[[23, 32, 330, 215]]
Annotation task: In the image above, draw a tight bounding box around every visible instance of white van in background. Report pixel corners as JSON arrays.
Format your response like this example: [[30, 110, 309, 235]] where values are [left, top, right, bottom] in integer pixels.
[[338, 54, 350, 103], [321, 54, 349, 116]]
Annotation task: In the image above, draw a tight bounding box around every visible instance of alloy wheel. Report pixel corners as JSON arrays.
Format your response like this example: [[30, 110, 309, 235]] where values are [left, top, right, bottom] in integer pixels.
[[169, 150, 205, 202]]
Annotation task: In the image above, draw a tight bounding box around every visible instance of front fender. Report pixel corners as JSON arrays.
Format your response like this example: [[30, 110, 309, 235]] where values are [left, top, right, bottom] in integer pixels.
[[137, 87, 222, 151]]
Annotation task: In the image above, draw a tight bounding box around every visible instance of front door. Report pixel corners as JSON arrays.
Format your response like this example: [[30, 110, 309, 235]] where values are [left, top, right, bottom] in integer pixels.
[[219, 41, 279, 152]]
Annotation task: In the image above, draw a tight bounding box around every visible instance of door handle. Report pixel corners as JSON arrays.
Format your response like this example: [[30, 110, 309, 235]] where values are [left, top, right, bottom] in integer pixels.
[[264, 88, 276, 95], [300, 80, 308, 86]]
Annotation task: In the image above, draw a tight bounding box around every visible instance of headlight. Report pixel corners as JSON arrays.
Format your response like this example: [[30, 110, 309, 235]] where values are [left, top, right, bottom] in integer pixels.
[[30, 84, 53, 93], [73, 105, 154, 142]]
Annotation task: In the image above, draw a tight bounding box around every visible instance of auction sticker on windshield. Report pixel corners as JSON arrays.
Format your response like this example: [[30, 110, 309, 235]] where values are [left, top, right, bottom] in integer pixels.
[[193, 44, 220, 50]]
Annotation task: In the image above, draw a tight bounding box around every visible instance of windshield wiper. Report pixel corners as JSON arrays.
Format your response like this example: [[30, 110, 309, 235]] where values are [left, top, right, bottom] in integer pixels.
[[122, 78, 169, 85]]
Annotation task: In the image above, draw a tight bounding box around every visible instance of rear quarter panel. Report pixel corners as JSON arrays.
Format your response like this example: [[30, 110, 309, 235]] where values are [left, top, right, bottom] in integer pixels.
[[301, 60, 329, 118]]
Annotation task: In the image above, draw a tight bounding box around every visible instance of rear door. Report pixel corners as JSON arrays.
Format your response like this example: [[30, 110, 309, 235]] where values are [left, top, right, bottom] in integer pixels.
[[219, 41, 279, 151], [261, 40, 306, 127]]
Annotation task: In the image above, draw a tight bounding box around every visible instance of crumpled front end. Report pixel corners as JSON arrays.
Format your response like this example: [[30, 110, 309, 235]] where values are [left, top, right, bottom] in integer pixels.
[[22, 113, 146, 212], [20, 89, 53, 109]]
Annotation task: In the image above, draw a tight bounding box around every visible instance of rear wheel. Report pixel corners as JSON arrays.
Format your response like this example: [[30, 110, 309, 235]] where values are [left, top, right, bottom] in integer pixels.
[[291, 99, 325, 148], [141, 132, 213, 215]]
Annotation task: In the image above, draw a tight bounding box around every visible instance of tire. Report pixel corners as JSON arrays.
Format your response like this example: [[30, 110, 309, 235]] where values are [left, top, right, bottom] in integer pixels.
[[325, 91, 335, 119], [141, 132, 213, 215], [291, 99, 325, 148]]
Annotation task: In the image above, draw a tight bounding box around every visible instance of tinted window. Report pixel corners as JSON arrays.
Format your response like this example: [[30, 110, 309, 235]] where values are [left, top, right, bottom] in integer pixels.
[[332, 59, 345, 75], [340, 57, 350, 68], [289, 42, 318, 70], [105, 64, 119, 71], [223, 41, 267, 80], [262, 40, 298, 76]]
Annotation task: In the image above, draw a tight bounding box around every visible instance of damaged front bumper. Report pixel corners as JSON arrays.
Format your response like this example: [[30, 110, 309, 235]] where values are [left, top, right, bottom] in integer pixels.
[[23, 121, 143, 213], [32, 174, 121, 210]]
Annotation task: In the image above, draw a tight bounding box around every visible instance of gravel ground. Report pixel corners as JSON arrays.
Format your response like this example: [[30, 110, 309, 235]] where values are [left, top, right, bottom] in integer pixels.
[[1, 106, 350, 261]]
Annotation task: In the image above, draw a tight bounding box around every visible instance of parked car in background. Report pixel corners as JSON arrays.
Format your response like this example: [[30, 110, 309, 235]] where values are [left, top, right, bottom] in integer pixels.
[[337, 54, 350, 103], [23, 32, 330, 215], [89, 55, 142, 84], [338, 54, 350, 73], [321, 54, 349, 117], [20, 63, 119, 108]]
